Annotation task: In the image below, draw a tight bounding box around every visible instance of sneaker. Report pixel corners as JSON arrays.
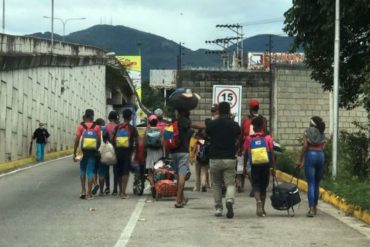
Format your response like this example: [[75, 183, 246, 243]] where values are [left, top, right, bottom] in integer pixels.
[[112, 191, 118, 196], [86, 195, 94, 200], [214, 208, 223, 217], [174, 203, 184, 208], [306, 211, 315, 217], [98, 192, 105, 197], [104, 188, 110, 195], [92, 184, 99, 195], [256, 201, 263, 217], [79, 194, 86, 199], [120, 194, 129, 199], [226, 200, 234, 219]]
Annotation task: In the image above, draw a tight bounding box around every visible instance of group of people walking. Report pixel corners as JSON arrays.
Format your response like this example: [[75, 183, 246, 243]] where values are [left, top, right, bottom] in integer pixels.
[[72, 97, 326, 219]]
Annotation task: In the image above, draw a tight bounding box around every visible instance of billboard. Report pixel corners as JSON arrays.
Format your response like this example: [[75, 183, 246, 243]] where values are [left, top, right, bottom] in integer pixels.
[[116, 56, 142, 99], [149, 69, 177, 88], [247, 52, 305, 71]]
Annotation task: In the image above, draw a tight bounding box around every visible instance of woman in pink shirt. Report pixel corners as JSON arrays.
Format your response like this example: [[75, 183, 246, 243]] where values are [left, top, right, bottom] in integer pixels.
[[244, 116, 276, 217]]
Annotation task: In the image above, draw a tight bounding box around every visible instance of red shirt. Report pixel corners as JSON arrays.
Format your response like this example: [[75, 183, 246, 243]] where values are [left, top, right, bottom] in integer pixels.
[[75, 121, 101, 139]]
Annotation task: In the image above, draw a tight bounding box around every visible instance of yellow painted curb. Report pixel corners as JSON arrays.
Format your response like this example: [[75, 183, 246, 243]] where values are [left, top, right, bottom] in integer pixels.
[[275, 169, 370, 225], [0, 149, 73, 173]]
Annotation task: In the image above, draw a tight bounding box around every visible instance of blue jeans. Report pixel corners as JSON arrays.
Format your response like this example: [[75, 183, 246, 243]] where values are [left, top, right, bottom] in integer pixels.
[[304, 150, 325, 208], [80, 151, 97, 181], [36, 143, 45, 161]]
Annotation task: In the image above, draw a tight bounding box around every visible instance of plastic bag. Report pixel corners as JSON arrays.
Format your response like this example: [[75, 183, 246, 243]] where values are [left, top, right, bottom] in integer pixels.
[[236, 155, 244, 175], [99, 141, 117, 165]]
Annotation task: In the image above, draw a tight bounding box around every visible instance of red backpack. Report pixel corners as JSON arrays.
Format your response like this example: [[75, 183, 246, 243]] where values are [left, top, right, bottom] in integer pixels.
[[163, 121, 180, 150]]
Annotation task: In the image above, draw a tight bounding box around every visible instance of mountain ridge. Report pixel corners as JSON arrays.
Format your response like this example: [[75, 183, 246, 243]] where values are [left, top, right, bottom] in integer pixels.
[[29, 25, 299, 79]]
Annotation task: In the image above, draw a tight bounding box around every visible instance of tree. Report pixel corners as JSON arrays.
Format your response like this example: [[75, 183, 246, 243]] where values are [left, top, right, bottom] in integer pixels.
[[284, 0, 370, 110], [141, 80, 165, 112]]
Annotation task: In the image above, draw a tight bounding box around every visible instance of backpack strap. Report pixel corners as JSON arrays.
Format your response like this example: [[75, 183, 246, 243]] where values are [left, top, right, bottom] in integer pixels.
[[81, 122, 88, 130]]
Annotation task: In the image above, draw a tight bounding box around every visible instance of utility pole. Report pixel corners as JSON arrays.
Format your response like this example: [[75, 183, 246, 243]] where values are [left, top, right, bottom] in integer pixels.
[[267, 34, 274, 132], [177, 42, 182, 71], [215, 24, 244, 68], [177, 42, 184, 87], [268, 34, 272, 72], [332, 0, 340, 178], [2, 0, 5, 33], [51, 0, 54, 53], [205, 38, 236, 69]]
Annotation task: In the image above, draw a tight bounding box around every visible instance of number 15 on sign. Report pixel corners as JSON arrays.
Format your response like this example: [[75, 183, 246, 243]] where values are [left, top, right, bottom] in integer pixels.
[[212, 85, 242, 124]]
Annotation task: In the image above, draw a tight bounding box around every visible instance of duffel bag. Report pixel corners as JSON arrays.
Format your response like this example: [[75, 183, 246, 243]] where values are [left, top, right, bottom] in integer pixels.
[[270, 174, 301, 216], [155, 179, 177, 198]]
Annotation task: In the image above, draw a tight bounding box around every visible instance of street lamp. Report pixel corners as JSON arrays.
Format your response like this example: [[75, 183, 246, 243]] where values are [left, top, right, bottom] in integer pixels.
[[43, 16, 86, 41], [2, 0, 5, 33]]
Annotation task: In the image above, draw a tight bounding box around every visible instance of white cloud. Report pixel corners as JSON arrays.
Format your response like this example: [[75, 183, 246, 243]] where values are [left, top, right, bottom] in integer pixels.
[[2, 0, 292, 50]]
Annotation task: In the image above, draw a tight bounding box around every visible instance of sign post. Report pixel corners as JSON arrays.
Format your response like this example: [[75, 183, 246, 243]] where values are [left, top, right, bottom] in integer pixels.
[[212, 85, 242, 124]]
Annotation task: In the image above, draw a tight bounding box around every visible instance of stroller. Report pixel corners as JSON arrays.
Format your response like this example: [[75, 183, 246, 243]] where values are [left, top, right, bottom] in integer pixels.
[[152, 158, 178, 200]]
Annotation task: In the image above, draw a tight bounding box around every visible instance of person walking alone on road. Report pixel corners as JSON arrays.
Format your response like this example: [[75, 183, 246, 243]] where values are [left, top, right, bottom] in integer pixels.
[[32, 123, 50, 161], [244, 116, 275, 217], [104, 111, 120, 195], [206, 102, 241, 218], [168, 110, 193, 208], [111, 109, 139, 199], [73, 109, 101, 200], [296, 116, 326, 217]]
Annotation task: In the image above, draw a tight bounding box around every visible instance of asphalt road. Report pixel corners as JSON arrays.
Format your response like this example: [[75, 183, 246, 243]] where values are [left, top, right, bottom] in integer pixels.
[[0, 157, 369, 247]]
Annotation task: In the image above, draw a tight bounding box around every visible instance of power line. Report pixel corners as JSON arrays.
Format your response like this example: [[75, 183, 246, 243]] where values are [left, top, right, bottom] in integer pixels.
[[241, 17, 284, 26]]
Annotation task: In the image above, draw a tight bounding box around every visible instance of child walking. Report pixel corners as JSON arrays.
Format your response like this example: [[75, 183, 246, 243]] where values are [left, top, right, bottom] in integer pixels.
[[244, 115, 275, 217], [192, 129, 210, 192]]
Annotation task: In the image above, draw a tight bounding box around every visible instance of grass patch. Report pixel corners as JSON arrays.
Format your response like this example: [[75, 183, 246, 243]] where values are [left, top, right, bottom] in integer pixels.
[[321, 178, 370, 212]]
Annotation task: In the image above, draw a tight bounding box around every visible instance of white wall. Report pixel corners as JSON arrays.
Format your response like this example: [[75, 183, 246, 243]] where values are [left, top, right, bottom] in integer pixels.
[[0, 65, 106, 162]]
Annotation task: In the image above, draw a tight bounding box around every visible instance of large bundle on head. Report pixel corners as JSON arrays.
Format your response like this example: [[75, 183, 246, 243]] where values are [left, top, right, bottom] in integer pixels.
[[168, 88, 200, 111]]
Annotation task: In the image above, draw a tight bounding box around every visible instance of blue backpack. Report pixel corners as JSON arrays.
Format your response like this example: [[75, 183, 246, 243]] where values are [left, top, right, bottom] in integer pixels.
[[249, 134, 271, 166], [114, 124, 131, 149], [80, 123, 98, 151], [145, 127, 162, 149]]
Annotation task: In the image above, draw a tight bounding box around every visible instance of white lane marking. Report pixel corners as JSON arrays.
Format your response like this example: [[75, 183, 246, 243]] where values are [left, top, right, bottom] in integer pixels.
[[114, 198, 146, 247], [0, 155, 72, 178]]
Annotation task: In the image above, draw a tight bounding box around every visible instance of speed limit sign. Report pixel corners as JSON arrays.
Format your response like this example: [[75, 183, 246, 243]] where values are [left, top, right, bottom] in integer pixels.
[[212, 85, 242, 124]]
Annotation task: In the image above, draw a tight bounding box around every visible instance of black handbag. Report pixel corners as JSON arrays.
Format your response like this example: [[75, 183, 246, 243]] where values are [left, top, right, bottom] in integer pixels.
[[270, 172, 301, 216]]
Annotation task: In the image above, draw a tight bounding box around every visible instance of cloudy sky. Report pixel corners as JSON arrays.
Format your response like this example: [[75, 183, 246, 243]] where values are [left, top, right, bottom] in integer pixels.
[[3, 0, 292, 50]]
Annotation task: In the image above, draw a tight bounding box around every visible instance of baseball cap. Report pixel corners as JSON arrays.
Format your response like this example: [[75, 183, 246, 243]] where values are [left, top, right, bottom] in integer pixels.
[[248, 100, 259, 108]]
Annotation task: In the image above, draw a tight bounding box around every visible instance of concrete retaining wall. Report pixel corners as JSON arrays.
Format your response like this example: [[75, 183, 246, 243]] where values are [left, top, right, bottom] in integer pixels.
[[0, 65, 106, 162]]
